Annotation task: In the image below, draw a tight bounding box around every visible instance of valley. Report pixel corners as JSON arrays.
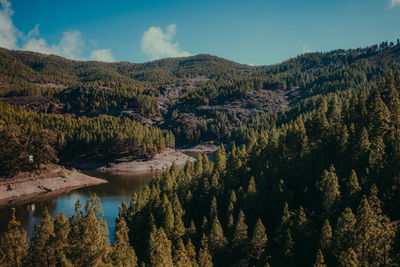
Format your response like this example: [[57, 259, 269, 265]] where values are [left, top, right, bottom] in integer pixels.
[[1, 40, 400, 266]]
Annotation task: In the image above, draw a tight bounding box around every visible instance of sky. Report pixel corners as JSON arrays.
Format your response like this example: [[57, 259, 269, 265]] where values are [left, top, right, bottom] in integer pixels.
[[0, 0, 400, 66]]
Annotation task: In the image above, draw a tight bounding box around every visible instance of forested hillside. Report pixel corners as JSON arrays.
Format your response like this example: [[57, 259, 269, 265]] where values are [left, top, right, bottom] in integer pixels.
[[1, 41, 400, 145], [1, 41, 400, 266], [1, 68, 400, 267]]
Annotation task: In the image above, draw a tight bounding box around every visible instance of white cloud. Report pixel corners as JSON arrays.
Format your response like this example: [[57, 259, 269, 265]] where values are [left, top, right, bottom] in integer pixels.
[[90, 48, 115, 62], [0, 0, 115, 62], [23, 30, 84, 60], [0, 0, 18, 49], [389, 0, 400, 8], [27, 24, 40, 39], [141, 24, 191, 60]]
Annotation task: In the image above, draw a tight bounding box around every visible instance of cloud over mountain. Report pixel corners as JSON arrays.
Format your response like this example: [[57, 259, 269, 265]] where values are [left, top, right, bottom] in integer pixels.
[[0, 0, 114, 62], [141, 24, 191, 60]]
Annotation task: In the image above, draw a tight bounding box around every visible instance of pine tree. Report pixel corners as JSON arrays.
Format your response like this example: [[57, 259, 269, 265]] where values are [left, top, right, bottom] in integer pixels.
[[226, 190, 236, 230], [187, 219, 197, 239], [69, 198, 111, 266], [279, 229, 294, 266], [198, 234, 213, 267], [112, 217, 138, 267], [208, 216, 227, 254], [346, 170, 361, 198], [313, 249, 327, 267], [338, 248, 359, 267], [149, 227, 174, 267], [319, 219, 332, 251], [209, 196, 218, 220], [173, 238, 191, 267], [186, 238, 199, 267], [353, 195, 394, 266], [174, 211, 186, 240], [250, 218, 268, 262], [368, 184, 382, 215], [232, 210, 248, 253], [247, 176, 257, 194], [201, 216, 209, 233], [52, 213, 72, 266], [172, 193, 184, 217], [318, 165, 341, 213], [0, 209, 28, 267], [214, 145, 227, 174], [358, 127, 370, 162], [29, 209, 55, 266], [333, 207, 356, 257], [369, 136, 386, 170], [161, 194, 175, 238]]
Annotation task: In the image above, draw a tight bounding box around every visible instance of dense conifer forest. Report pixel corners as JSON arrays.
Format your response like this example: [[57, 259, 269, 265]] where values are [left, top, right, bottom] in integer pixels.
[[1, 41, 400, 266]]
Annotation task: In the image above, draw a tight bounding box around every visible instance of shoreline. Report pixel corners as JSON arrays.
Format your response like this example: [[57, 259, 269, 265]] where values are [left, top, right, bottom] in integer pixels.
[[0, 165, 107, 207], [0, 147, 205, 206], [177, 144, 219, 153], [97, 148, 195, 173]]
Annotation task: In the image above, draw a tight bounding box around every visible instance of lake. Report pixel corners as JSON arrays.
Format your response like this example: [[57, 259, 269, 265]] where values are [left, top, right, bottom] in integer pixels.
[[0, 170, 158, 241], [0, 150, 213, 241]]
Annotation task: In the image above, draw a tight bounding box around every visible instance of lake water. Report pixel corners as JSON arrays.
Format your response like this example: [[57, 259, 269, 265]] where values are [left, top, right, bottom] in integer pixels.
[[0, 170, 158, 241], [0, 151, 213, 241]]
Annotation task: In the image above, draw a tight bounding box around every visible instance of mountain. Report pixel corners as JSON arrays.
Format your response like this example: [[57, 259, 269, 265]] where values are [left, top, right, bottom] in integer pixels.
[[1, 41, 400, 145], [1, 41, 400, 266]]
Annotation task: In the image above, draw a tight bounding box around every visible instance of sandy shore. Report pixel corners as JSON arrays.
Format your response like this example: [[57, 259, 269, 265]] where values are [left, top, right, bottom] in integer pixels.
[[97, 148, 195, 172], [0, 165, 107, 207]]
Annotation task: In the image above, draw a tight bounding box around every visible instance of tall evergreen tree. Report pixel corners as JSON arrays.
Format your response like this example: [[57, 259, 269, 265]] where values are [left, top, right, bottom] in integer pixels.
[[186, 238, 199, 267], [318, 165, 341, 214], [313, 249, 327, 267], [346, 170, 361, 198], [319, 219, 332, 251], [333, 207, 356, 257], [208, 216, 227, 255], [232, 210, 248, 253], [0, 209, 28, 267], [28, 209, 55, 266], [338, 248, 359, 267], [52, 213, 72, 267], [149, 227, 174, 267], [250, 218, 268, 263], [69, 198, 111, 266], [111, 217, 138, 267], [198, 234, 213, 267], [161, 194, 175, 238], [173, 238, 191, 267]]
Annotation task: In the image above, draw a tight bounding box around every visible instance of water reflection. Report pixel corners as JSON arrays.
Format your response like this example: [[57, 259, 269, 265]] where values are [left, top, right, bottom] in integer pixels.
[[0, 170, 158, 239], [0, 151, 214, 240]]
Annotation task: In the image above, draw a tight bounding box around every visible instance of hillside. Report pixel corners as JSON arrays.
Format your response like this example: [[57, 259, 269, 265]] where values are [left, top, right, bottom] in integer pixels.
[[1, 40, 400, 266], [0, 40, 400, 173], [1, 41, 400, 146]]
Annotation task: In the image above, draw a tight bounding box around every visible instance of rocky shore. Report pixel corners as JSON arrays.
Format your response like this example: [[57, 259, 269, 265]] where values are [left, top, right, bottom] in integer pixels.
[[97, 148, 195, 172]]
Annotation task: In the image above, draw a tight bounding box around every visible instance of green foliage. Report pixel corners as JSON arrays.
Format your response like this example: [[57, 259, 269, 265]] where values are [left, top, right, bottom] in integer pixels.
[[0, 209, 28, 267], [112, 217, 138, 267], [149, 227, 174, 267], [0, 102, 174, 176], [250, 218, 268, 263], [2, 45, 400, 267], [313, 249, 327, 267]]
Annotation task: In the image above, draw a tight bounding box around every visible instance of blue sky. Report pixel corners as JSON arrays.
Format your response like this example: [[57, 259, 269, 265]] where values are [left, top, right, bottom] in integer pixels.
[[0, 0, 400, 65]]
